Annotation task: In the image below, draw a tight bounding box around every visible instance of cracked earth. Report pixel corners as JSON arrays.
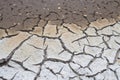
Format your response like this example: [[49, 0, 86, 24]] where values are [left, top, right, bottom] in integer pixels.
[[0, 0, 120, 80]]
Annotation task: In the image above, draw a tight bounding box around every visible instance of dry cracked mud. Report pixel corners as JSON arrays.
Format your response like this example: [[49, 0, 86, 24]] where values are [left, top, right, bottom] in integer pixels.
[[0, 0, 120, 80]]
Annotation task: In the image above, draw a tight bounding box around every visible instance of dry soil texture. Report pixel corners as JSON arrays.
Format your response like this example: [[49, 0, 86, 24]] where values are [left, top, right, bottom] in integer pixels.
[[0, 0, 120, 80]]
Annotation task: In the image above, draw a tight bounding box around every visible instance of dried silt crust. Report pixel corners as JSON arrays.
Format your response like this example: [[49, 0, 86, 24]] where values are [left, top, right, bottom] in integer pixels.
[[0, 0, 120, 80]]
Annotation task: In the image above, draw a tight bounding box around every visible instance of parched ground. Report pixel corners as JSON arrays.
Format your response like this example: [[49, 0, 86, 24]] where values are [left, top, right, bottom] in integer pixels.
[[0, 0, 120, 80]]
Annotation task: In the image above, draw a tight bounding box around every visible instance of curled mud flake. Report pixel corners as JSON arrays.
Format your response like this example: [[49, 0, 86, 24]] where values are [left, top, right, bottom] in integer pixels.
[[89, 18, 116, 29], [0, 29, 7, 39]]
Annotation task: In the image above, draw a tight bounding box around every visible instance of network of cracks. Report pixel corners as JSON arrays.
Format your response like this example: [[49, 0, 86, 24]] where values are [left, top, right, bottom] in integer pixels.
[[0, 0, 120, 80], [0, 21, 120, 80]]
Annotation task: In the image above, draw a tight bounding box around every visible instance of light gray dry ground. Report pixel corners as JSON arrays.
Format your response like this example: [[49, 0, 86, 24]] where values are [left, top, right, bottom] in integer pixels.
[[0, 0, 120, 80]]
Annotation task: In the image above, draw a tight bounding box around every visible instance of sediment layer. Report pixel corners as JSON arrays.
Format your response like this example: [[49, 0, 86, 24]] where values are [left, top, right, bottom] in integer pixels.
[[0, 0, 120, 31]]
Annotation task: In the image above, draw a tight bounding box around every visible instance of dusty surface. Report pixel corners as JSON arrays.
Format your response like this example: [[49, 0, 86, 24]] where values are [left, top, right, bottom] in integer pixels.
[[0, 0, 120, 31], [0, 0, 120, 80]]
